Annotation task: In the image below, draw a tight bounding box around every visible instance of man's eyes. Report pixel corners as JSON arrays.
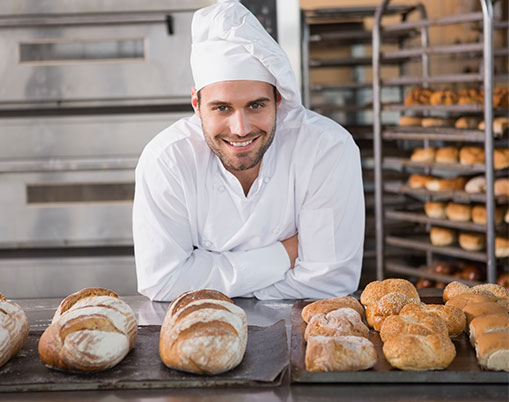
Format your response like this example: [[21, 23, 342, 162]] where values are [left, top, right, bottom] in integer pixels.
[[216, 105, 229, 112], [250, 103, 263, 109]]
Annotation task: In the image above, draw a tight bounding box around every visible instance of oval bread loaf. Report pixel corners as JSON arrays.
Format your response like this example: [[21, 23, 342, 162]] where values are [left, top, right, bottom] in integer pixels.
[[399, 303, 466, 338], [379, 311, 448, 343], [0, 293, 29, 367], [360, 278, 420, 307], [301, 296, 365, 323], [304, 307, 369, 341], [159, 289, 247, 375]]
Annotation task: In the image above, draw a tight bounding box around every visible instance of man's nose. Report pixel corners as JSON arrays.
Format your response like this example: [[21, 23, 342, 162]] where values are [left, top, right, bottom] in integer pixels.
[[229, 110, 251, 136]]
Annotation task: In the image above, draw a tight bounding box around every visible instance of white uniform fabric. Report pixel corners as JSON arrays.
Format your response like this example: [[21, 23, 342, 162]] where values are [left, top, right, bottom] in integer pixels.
[[132, 0, 365, 301]]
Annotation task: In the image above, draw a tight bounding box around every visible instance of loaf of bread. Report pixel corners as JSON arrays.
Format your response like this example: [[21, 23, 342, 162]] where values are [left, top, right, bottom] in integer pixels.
[[469, 312, 509, 346], [0, 293, 29, 368], [459, 232, 485, 251], [435, 147, 459, 164], [408, 174, 433, 189], [360, 278, 420, 307], [457, 88, 483, 105], [410, 147, 436, 163], [305, 335, 377, 371], [159, 289, 247, 375], [399, 116, 423, 126], [430, 89, 458, 105], [424, 201, 447, 219], [430, 227, 457, 246], [301, 296, 365, 324], [494, 178, 509, 197], [459, 146, 485, 165], [455, 117, 481, 129], [496, 237, 509, 258], [399, 303, 466, 337], [379, 310, 448, 343], [365, 292, 420, 331], [425, 177, 466, 192], [404, 87, 432, 105], [462, 302, 507, 325], [421, 117, 451, 128], [38, 288, 137, 372], [443, 281, 508, 303], [446, 203, 471, 222], [464, 176, 486, 194], [494, 148, 509, 170], [446, 294, 497, 311], [475, 332, 509, 371], [304, 307, 369, 341], [382, 333, 456, 371], [471, 205, 504, 225], [493, 87, 509, 108]]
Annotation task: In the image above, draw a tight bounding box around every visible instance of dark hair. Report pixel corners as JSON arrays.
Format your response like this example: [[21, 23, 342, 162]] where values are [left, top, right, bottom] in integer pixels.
[[196, 84, 278, 107]]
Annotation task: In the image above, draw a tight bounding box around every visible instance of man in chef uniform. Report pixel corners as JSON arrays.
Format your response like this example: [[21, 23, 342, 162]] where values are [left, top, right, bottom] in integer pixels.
[[133, 0, 365, 301]]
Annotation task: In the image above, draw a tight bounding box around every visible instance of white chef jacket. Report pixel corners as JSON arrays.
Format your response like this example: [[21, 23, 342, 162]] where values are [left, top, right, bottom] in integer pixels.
[[133, 108, 365, 301]]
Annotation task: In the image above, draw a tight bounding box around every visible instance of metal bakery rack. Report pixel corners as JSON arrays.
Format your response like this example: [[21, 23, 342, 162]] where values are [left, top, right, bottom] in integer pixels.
[[372, 0, 508, 285]]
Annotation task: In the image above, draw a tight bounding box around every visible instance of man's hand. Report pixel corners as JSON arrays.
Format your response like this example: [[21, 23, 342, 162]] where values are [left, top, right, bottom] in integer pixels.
[[281, 233, 298, 269]]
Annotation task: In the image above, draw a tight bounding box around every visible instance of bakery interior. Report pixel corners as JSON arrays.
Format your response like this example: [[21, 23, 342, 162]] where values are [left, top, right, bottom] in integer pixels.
[[0, 0, 508, 400]]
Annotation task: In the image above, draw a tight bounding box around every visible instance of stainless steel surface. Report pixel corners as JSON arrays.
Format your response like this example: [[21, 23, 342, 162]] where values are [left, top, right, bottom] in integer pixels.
[[1, 295, 507, 401]]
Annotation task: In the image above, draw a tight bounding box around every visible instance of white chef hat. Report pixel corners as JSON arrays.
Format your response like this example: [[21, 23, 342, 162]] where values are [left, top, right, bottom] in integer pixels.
[[190, 0, 302, 122]]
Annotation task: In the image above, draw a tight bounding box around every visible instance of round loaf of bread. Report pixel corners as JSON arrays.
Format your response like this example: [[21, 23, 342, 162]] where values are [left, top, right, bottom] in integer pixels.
[[38, 288, 137, 372], [446, 203, 471, 222], [304, 307, 369, 341], [443, 281, 471, 302], [408, 174, 432, 189], [159, 289, 247, 375], [399, 116, 423, 126], [465, 176, 486, 194], [365, 292, 420, 331], [301, 296, 365, 324], [305, 335, 377, 372], [495, 178, 509, 196], [496, 237, 509, 258], [360, 278, 420, 307], [0, 293, 29, 368], [459, 146, 485, 165], [471, 205, 504, 225], [435, 147, 459, 164], [399, 303, 466, 337], [474, 331, 509, 371], [410, 147, 436, 163], [469, 312, 509, 346], [424, 201, 447, 219], [459, 232, 485, 251], [430, 227, 457, 246], [379, 310, 448, 343], [382, 333, 456, 371]]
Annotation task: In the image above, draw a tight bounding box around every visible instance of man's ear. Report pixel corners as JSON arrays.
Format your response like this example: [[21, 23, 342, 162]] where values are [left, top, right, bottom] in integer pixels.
[[276, 90, 282, 109], [191, 86, 199, 114]]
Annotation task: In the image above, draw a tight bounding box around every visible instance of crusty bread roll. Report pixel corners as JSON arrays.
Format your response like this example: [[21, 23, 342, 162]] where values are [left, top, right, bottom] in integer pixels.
[[425, 177, 466, 192], [399, 116, 423, 126], [494, 178, 509, 197], [496, 236, 509, 258], [399, 303, 466, 338], [365, 292, 420, 331], [360, 278, 420, 307], [301, 296, 364, 324], [465, 176, 486, 194], [305, 335, 377, 372], [446, 294, 497, 310], [469, 312, 509, 346], [471, 205, 504, 225], [455, 116, 481, 129], [430, 227, 457, 246], [421, 117, 451, 127], [38, 288, 137, 372], [0, 293, 29, 368], [304, 307, 369, 341], [473, 283, 509, 300], [435, 147, 459, 164], [430, 89, 458, 105], [382, 333, 456, 371], [379, 310, 448, 343], [404, 87, 433, 105], [459, 146, 485, 165], [410, 147, 436, 163], [443, 281, 507, 303], [446, 202, 471, 222], [494, 148, 509, 170], [475, 332, 509, 371], [159, 289, 247, 375], [457, 89, 483, 105], [408, 174, 433, 189], [424, 201, 447, 219], [458, 232, 485, 251], [462, 302, 507, 325]]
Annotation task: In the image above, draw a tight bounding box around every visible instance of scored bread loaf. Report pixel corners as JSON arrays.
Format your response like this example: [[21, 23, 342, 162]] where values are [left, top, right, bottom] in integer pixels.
[[360, 278, 420, 307], [304, 307, 369, 341], [399, 303, 466, 338], [38, 288, 137, 372], [379, 311, 448, 343], [443, 281, 508, 303], [301, 296, 365, 323], [365, 292, 420, 331], [159, 289, 247, 375], [0, 293, 29, 367]]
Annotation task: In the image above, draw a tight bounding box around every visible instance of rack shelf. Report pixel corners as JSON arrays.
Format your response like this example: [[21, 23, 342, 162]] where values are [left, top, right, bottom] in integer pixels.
[[384, 157, 487, 173], [381, 126, 505, 142]]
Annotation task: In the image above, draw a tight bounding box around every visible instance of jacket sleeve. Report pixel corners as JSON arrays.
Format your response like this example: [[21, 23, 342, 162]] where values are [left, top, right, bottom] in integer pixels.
[[253, 134, 365, 300], [132, 147, 290, 301]]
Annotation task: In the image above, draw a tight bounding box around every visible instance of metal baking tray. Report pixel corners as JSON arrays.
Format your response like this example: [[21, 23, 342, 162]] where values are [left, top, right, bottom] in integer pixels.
[[290, 299, 508, 383], [0, 320, 288, 392]]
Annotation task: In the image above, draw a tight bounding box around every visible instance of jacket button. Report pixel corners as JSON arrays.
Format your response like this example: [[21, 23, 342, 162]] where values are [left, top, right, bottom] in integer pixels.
[[204, 240, 212, 248]]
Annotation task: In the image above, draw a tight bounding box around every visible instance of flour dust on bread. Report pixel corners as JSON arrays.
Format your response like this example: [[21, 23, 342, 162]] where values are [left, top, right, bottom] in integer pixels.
[[38, 287, 137, 372], [159, 289, 248, 375], [0, 292, 29, 367]]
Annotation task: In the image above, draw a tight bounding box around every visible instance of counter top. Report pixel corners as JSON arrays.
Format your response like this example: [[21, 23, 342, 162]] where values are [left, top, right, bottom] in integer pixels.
[[3, 292, 508, 402]]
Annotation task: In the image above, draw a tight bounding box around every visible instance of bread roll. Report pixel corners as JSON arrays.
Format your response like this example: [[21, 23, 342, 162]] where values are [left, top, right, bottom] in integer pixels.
[[443, 281, 508, 303], [493, 88, 509, 108], [446, 203, 471, 222], [38, 288, 137, 372], [421, 117, 451, 127], [159, 289, 247, 375], [382, 333, 456, 371], [379, 310, 448, 343], [304, 307, 369, 341], [399, 303, 466, 338], [360, 278, 420, 307], [424, 201, 447, 219], [494, 148, 509, 170], [473, 283, 509, 300], [496, 236, 509, 258], [425, 177, 466, 192], [430, 89, 458, 105], [410, 147, 436, 163], [446, 293, 497, 310], [365, 292, 420, 331], [459, 232, 485, 251], [469, 312, 509, 346], [458, 89, 483, 105], [471, 205, 504, 225], [0, 293, 29, 368], [435, 147, 459, 164], [455, 117, 481, 129], [430, 227, 457, 246], [399, 116, 423, 126], [408, 174, 432, 189], [404, 87, 432, 105], [475, 332, 509, 371], [301, 296, 364, 324], [459, 146, 485, 165], [465, 176, 486, 194], [305, 335, 377, 372], [462, 302, 507, 325], [479, 117, 509, 137], [494, 178, 509, 197]]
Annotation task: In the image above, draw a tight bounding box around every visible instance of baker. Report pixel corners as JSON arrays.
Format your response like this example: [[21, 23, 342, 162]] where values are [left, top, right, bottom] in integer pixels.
[[133, 0, 365, 301]]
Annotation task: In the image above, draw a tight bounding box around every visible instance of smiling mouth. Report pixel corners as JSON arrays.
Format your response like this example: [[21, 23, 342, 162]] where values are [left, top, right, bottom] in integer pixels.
[[224, 137, 257, 147]]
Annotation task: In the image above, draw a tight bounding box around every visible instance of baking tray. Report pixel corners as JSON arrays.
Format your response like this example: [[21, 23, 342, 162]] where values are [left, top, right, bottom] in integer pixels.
[[0, 320, 288, 392], [290, 299, 508, 383]]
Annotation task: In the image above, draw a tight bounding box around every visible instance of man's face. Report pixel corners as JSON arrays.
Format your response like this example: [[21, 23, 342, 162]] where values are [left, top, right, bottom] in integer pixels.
[[192, 80, 280, 174]]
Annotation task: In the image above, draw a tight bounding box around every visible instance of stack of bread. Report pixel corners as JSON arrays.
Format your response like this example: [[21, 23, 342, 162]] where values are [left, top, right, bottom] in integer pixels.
[[0, 292, 29, 368], [410, 146, 509, 170], [159, 289, 247, 375], [443, 281, 509, 371], [38, 288, 137, 372], [360, 278, 459, 371], [301, 296, 377, 372], [404, 87, 508, 108]]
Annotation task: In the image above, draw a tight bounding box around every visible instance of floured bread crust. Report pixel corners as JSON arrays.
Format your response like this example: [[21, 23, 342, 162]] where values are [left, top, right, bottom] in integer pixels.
[[0, 293, 29, 367]]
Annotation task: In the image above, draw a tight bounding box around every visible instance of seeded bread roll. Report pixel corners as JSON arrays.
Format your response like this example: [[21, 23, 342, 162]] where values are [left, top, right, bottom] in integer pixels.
[[305, 335, 377, 372], [382, 333, 456, 371], [38, 288, 137, 372], [435, 147, 459, 164], [446, 203, 472, 222], [474, 332, 509, 371], [459, 232, 485, 251], [379, 310, 448, 343], [399, 303, 466, 337], [304, 307, 369, 341], [469, 312, 509, 346], [360, 278, 420, 307], [410, 147, 436, 163], [424, 201, 447, 219], [0, 293, 29, 368], [430, 227, 457, 246], [443, 281, 508, 303], [365, 292, 420, 331], [301, 296, 365, 324]]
